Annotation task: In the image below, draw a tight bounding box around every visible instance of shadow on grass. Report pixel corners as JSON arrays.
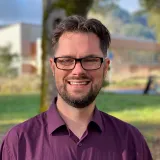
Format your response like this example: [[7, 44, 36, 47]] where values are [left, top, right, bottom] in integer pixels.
[[96, 92, 160, 112], [130, 122, 160, 139]]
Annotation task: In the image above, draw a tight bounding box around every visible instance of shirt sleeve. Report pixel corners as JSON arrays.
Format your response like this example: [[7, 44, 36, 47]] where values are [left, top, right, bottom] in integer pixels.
[[0, 139, 12, 160], [0, 129, 19, 160], [129, 125, 153, 160], [140, 134, 153, 160]]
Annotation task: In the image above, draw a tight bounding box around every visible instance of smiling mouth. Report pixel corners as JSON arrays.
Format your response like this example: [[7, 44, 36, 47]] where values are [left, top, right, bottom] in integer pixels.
[[67, 80, 90, 85]]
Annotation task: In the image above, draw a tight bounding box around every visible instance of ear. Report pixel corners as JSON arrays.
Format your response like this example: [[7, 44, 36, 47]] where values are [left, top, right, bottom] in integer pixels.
[[104, 58, 110, 77], [49, 58, 55, 75]]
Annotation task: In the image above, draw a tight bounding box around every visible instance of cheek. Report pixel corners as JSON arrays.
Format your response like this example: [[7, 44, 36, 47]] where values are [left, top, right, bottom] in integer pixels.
[[91, 70, 104, 83], [54, 70, 68, 84]]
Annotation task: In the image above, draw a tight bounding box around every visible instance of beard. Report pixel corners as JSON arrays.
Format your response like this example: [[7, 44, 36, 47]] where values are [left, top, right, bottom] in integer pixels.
[[55, 74, 103, 108]]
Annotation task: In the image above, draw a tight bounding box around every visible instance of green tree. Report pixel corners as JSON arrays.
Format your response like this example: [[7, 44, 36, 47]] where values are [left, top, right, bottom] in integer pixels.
[[91, 0, 118, 14], [139, 0, 160, 41], [111, 5, 131, 23], [90, 3, 155, 40], [0, 44, 18, 77], [121, 23, 156, 40]]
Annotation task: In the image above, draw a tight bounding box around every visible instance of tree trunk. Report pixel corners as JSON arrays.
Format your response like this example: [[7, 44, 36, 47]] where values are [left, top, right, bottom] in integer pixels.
[[40, 0, 94, 112]]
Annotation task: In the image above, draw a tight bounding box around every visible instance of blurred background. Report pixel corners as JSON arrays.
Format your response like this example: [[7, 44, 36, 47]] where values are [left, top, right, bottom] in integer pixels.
[[0, 0, 160, 159]]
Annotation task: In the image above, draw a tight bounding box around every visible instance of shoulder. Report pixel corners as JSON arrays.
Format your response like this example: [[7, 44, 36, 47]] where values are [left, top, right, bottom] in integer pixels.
[[2, 111, 47, 143], [99, 111, 152, 158], [99, 110, 145, 141], [0, 112, 49, 159]]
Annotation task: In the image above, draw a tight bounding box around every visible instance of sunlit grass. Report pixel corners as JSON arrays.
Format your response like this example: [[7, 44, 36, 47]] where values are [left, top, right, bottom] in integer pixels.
[[111, 78, 147, 87], [0, 119, 26, 125], [109, 107, 160, 123]]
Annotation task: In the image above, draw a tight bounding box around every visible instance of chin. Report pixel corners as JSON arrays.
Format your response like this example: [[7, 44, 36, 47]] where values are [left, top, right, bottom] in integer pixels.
[[62, 94, 96, 108], [57, 84, 100, 108]]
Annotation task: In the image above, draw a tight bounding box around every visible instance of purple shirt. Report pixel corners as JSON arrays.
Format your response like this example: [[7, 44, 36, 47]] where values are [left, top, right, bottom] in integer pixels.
[[0, 99, 152, 160]]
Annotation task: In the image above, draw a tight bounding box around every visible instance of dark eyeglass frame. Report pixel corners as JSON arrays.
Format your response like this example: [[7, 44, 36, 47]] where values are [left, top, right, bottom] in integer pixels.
[[54, 57, 104, 70]]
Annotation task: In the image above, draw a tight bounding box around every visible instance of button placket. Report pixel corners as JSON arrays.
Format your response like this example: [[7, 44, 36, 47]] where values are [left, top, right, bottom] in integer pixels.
[[69, 129, 79, 144], [77, 142, 82, 147]]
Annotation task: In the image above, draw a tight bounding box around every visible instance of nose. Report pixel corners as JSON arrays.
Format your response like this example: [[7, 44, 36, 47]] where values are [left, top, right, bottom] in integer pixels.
[[71, 61, 86, 75]]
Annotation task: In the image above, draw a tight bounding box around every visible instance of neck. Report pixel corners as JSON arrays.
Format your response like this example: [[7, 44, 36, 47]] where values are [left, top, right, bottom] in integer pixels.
[[56, 95, 95, 134]]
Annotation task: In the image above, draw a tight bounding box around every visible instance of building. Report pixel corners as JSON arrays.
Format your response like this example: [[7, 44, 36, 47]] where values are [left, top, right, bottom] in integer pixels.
[[110, 35, 160, 79], [0, 23, 160, 78], [0, 23, 41, 75]]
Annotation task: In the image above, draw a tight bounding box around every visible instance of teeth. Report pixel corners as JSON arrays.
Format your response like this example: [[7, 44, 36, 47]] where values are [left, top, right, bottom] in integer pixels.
[[70, 82, 88, 85]]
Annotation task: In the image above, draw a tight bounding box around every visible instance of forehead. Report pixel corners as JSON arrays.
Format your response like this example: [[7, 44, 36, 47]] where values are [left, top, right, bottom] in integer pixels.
[[55, 32, 103, 57]]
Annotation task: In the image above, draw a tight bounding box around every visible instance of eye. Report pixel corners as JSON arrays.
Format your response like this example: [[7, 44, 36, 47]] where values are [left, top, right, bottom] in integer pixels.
[[83, 58, 100, 63], [57, 58, 74, 65]]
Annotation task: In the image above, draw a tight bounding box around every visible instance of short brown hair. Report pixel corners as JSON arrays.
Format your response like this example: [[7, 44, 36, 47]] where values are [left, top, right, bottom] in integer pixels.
[[52, 15, 111, 56]]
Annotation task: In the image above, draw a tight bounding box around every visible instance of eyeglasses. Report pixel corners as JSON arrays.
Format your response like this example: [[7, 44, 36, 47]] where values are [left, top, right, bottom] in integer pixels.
[[54, 57, 104, 70]]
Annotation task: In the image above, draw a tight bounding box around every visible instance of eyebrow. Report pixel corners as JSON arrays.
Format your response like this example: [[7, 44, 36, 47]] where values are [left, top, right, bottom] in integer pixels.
[[56, 54, 101, 58]]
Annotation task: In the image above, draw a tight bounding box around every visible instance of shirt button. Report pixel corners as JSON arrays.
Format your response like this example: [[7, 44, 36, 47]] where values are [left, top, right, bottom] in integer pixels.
[[78, 143, 82, 147]]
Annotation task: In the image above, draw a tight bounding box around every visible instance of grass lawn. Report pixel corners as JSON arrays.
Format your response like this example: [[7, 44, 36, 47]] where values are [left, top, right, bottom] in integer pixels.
[[0, 92, 160, 158], [0, 94, 40, 134], [0, 93, 159, 136]]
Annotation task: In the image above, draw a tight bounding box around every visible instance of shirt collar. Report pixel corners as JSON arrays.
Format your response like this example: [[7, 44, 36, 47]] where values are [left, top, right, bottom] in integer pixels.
[[46, 98, 104, 134], [47, 98, 65, 135], [90, 107, 104, 132]]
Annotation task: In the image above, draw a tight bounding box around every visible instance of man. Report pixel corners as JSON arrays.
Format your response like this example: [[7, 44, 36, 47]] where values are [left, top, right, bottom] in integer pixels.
[[0, 15, 152, 160]]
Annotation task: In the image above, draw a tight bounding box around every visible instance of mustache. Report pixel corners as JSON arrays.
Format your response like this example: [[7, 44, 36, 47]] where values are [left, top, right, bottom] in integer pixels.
[[66, 75, 91, 80]]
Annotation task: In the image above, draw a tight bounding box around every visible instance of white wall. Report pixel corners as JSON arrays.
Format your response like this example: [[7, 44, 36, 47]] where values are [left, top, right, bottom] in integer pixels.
[[0, 24, 22, 54], [0, 23, 22, 74], [0, 23, 43, 75], [0, 23, 42, 75]]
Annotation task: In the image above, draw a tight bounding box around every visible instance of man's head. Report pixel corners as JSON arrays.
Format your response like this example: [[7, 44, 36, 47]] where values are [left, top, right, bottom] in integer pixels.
[[50, 15, 111, 108]]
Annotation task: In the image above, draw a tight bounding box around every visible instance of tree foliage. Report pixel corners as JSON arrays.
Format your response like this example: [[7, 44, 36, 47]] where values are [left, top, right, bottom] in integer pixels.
[[139, 0, 160, 41], [121, 23, 156, 40], [0, 44, 18, 77], [54, 0, 94, 17], [131, 13, 148, 26], [139, 0, 160, 13], [111, 5, 131, 23], [148, 11, 160, 40], [89, 4, 156, 40], [91, 0, 118, 14]]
